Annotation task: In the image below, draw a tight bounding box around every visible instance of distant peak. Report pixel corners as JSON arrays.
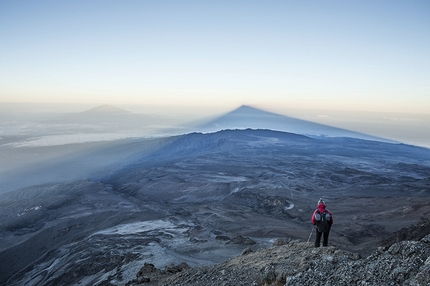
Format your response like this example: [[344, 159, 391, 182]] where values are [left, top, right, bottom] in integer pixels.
[[82, 104, 131, 114]]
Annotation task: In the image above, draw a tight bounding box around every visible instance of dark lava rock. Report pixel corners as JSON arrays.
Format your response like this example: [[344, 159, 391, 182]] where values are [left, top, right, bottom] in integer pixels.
[[215, 235, 230, 241], [127, 262, 190, 286], [138, 263, 158, 275], [164, 262, 190, 274], [230, 235, 256, 245]]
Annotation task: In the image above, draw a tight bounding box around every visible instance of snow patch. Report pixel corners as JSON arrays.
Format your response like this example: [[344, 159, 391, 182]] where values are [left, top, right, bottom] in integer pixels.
[[93, 220, 177, 236], [17, 205, 42, 217], [284, 200, 294, 210], [247, 136, 283, 147], [195, 174, 248, 183]]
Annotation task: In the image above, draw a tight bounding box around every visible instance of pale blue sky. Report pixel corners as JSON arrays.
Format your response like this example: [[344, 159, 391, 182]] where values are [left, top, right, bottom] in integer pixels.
[[1, 1, 429, 114]]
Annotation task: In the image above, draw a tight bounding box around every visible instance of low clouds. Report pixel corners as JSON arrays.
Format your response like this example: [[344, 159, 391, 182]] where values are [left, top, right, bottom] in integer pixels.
[[5, 133, 141, 148]]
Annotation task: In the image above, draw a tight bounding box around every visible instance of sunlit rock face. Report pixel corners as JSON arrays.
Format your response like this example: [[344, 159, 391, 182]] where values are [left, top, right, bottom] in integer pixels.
[[1, 129, 429, 285]]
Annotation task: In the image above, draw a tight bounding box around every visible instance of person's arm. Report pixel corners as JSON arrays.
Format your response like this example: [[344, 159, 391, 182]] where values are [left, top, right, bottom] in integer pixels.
[[311, 210, 317, 225]]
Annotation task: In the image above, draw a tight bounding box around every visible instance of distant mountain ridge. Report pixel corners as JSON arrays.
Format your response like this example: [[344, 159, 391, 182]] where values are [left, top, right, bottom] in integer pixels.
[[199, 105, 388, 142]]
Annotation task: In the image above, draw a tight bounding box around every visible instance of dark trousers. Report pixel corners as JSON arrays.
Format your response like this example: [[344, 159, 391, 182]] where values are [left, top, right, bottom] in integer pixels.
[[315, 230, 329, 247]]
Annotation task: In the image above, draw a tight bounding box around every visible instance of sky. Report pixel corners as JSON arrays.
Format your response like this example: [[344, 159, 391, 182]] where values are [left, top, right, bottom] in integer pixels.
[[1, 1, 429, 146]]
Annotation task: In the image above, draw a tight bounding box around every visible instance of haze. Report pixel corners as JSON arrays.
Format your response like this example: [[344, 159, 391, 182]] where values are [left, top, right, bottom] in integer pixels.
[[1, 1, 430, 147]]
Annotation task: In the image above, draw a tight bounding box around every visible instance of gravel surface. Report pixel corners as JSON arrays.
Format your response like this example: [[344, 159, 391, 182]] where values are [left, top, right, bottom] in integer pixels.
[[127, 234, 430, 286]]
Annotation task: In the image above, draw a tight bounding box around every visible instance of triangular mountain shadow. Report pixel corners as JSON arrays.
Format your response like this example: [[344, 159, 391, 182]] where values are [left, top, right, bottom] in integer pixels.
[[198, 105, 389, 142]]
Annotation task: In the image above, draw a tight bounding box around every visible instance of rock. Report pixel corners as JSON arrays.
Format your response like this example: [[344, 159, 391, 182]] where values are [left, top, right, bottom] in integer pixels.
[[241, 247, 253, 256], [215, 235, 230, 241], [189, 237, 208, 243], [164, 262, 190, 274], [272, 237, 291, 246], [231, 235, 256, 245], [421, 234, 430, 244], [137, 276, 150, 283], [137, 263, 157, 276], [143, 233, 430, 286]]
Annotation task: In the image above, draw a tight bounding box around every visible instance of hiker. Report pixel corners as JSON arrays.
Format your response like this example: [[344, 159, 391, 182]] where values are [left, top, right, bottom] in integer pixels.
[[312, 198, 333, 247]]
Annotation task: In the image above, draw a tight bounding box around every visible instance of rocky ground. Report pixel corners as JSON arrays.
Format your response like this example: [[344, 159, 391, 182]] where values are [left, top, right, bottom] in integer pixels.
[[1, 129, 429, 285], [127, 233, 430, 286]]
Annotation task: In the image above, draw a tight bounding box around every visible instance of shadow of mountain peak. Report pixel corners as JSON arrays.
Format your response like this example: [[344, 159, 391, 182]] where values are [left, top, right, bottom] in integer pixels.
[[199, 105, 389, 142]]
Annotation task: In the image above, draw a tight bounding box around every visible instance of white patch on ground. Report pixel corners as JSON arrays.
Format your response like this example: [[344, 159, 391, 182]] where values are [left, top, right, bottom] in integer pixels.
[[17, 205, 42, 217], [93, 220, 179, 236], [247, 137, 283, 147], [18, 217, 246, 285], [191, 174, 248, 183], [284, 200, 295, 210]]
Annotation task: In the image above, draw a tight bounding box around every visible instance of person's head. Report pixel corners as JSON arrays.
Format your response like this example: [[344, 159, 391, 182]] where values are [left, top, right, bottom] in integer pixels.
[[318, 198, 325, 206]]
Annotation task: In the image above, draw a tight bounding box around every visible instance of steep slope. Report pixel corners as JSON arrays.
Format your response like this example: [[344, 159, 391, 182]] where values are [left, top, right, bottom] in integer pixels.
[[198, 105, 386, 141]]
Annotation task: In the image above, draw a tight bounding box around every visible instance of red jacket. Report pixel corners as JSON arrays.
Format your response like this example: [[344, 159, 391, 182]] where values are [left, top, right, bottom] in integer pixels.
[[312, 203, 333, 226]]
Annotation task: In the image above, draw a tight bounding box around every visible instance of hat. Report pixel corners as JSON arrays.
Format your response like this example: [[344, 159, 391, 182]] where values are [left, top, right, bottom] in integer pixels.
[[318, 198, 325, 205]]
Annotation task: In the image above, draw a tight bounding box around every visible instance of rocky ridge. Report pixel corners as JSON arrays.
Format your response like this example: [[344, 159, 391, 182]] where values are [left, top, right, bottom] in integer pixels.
[[126, 234, 430, 286]]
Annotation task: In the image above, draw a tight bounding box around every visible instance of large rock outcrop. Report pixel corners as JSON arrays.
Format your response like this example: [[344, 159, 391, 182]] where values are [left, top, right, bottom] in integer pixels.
[[127, 234, 430, 286]]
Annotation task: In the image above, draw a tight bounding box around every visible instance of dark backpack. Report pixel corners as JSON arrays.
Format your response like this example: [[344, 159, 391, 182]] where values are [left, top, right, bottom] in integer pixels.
[[315, 210, 331, 232]]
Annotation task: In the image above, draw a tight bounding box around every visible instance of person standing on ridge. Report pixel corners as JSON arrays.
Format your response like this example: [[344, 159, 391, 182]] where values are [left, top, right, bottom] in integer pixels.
[[312, 198, 333, 247]]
